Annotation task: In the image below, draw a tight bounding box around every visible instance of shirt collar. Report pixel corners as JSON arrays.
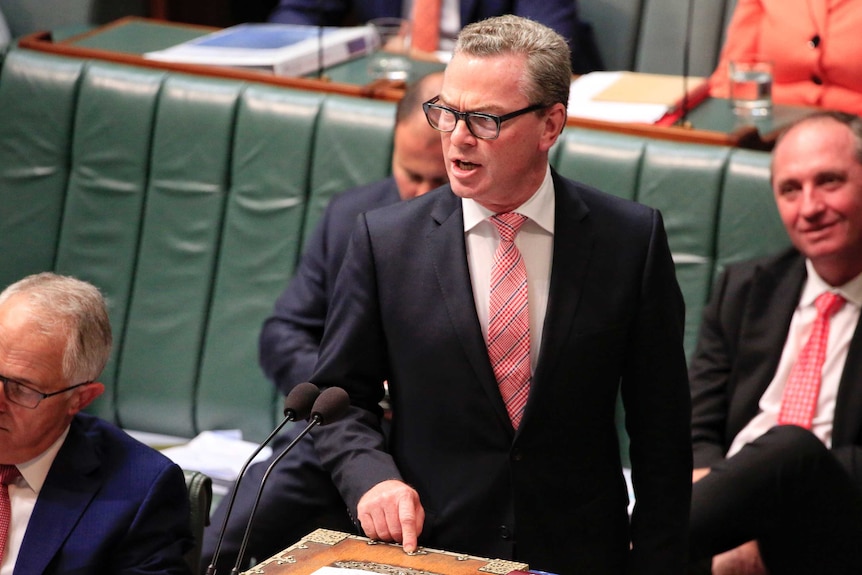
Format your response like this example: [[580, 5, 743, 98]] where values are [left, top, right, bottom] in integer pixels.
[[462, 165, 555, 233], [16, 426, 70, 494]]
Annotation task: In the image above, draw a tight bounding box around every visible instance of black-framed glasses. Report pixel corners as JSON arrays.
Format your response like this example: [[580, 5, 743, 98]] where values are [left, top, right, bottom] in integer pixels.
[[0, 375, 92, 409], [422, 96, 547, 140]]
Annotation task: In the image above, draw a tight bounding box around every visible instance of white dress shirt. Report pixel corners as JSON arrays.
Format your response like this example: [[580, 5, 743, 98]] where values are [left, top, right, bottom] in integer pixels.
[[727, 262, 862, 457], [462, 165, 555, 374], [1, 428, 69, 575]]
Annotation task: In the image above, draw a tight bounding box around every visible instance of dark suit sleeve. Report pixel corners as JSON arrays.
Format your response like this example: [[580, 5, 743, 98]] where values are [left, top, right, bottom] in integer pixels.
[[115, 463, 193, 575], [688, 268, 738, 469], [310, 211, 402, 516], [620, 209, 692, 574], [259, 206, 334, 395], [268, 0, 350, 24]]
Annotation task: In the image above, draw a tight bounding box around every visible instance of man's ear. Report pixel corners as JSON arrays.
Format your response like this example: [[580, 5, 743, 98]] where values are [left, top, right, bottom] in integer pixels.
[[70, 381, 105, 413], [539, 102, 568, 152]]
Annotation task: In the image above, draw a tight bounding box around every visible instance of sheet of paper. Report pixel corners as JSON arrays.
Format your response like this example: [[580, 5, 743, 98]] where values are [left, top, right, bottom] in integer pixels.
[[567, 71, 671, 124], [161, 430, 272, 482]]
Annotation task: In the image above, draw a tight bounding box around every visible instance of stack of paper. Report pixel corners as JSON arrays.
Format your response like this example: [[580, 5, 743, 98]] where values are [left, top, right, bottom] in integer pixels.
[[144, 23, 380, 77], [568, 71, 708, 124]]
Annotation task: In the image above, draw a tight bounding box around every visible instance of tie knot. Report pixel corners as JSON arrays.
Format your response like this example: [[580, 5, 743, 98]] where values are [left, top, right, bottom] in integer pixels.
[[491, 213, 527, 243], [0, 465, 19, 486], [815, 292, 846, 318]]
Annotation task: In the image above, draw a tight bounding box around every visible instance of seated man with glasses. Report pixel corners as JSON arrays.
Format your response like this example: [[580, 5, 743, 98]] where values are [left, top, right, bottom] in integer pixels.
[[0, 272, 193, 574]]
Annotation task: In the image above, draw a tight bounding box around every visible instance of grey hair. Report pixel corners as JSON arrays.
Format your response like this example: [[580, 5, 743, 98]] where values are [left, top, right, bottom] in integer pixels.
[[453, 14, 571, 109], [0, 272, 112, 383]]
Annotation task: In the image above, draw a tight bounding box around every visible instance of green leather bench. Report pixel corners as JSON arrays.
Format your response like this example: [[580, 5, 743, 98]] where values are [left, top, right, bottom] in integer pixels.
[[0, 48, 788, 448]]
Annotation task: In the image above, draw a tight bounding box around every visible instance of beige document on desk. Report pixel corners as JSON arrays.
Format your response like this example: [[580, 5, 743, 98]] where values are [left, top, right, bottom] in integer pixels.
[[568, 71, 707, 123]]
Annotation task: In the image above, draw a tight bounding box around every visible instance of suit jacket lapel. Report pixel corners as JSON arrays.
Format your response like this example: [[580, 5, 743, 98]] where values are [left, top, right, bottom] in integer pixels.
[[531, 173, 592, 392], [427, 190, 516, 430], [833, 300, 862, 445], [15, 419, 101, 575], [730, 254, 805, 435]]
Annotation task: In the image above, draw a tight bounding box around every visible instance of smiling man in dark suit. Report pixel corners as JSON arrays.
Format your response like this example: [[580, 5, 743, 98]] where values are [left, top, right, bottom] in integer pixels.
[[688, 112, 862, 575], [309, 15, 691, 575]]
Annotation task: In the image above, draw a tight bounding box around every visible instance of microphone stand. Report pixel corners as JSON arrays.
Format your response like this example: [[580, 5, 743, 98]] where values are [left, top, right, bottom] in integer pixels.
[[205, 382, 319, 575], [678, 0, 695, 129], [229, 386, 350, 575]]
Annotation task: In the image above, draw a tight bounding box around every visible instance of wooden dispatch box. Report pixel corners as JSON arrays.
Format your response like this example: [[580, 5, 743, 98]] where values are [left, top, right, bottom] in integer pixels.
[[242, 529, 530, 575]]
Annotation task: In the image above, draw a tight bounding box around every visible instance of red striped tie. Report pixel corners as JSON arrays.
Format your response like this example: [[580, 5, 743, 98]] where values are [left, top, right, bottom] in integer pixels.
[[411, 0, 441, 53], [778, 292, 846, 428], [0, 465, 20, 565], [488, 213, 530, 428]]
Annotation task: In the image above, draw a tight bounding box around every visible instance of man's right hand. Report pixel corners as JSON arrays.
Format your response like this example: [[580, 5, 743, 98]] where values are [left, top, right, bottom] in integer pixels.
[[357, 479, 425, 553]]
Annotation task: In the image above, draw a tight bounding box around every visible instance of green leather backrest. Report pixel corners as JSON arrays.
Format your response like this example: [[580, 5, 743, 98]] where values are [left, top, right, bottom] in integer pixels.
[[195, 85, 325, 439], [635, 0, 730, 77], [302, 95, 395, 246], [0, 50, 80, 289], [716, 148, 789, 276], [552, 128, 645, 201], [115, 75, 244, 437], [579, 0, 733, 76], [636, 140, 728, 358], [53, 61, 165, 422]]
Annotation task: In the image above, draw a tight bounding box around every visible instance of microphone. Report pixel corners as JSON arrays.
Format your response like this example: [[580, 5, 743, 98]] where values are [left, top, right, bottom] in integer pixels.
[[230, 386, 351, 575], [205, 382, 320, 575], [677, 0, 695, 128]]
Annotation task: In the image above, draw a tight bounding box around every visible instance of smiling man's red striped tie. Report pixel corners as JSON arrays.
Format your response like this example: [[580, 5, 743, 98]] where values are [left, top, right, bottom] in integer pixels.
[[778, 291, 846, 428]]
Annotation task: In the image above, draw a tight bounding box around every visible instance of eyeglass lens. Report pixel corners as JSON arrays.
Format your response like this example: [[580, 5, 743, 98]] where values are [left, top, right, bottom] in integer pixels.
[[426, 106, 499, 139]]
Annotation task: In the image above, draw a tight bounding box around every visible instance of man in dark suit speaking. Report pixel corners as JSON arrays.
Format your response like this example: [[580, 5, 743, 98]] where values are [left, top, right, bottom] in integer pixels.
[[688, 112, 862, 575], [310, 15, 692, 575]]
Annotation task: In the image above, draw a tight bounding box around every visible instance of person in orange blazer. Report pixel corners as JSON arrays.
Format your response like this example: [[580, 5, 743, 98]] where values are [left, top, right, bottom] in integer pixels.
[[709, 0, 862, 115]]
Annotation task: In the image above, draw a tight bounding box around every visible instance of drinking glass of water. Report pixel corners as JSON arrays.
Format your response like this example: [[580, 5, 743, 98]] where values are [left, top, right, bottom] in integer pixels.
[[729, 58, 773, 117], [367, 17, 412, 82]]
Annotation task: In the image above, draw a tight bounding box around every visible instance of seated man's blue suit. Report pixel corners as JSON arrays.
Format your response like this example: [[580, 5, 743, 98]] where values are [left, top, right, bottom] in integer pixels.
[[14, 412, 193, 575]]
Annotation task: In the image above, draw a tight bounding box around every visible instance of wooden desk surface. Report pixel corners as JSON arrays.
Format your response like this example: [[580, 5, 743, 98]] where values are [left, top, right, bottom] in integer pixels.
[[245, 529, 530, 575], [18, 17, 818, 150]]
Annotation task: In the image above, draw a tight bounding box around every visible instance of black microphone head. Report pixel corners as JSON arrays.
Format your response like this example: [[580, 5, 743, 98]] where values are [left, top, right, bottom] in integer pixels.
[[282, 382, 320, 420], [309, 386, 350, 425]]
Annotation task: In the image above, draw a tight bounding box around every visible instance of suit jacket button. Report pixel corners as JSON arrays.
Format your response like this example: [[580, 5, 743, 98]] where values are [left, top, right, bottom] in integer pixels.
[[511, 449, 524, 461], [499, 525, 511, 540]]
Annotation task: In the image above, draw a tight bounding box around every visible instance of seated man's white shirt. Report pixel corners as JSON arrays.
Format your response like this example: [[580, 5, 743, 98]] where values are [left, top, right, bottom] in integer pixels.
[[1, 428, 69, 575], [727, 262, 862, 458]]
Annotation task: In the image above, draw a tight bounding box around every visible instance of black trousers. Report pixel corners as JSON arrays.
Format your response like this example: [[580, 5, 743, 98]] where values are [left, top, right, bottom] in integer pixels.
[[199, 424, 355, 574], [690, 425, 862, 574]]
